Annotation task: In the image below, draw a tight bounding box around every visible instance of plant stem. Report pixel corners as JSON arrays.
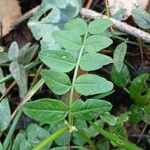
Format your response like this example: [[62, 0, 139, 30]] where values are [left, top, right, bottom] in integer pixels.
[[68, 32, 88, 128]]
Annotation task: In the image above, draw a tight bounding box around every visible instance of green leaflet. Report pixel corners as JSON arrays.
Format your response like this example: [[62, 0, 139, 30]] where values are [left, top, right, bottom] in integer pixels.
[[132, 8, 150, 29], [111, 64, 130, 87], [9, 61, 27, 99], [80, 53, 113, 71], [23, 99, 68, 124], [12, 124, 50, 150], [75, 74, 113, 96], [0, 52, 9, 65], [88, 19, 113, 34], [0, 68, 6, 94], [113, 42, 127, 72], [53, 30, 82, 51], [0, 99, 11, 132], [0, 46, 4, 52], [39, 50, 76, 72], [41, 70, 71, 95], [84, 35, 113, 52], [129, 73, 150, 106], [71, 99, 112, 120], [8, 42, 19, 61], [65, 18, 88, 35]]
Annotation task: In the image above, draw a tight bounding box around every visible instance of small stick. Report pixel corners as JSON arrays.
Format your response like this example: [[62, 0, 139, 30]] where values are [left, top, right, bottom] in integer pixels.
[[86, 0, 93, 9], [0, 21, 3, 45], [80, 8, 150, 43], [137, 124, 148, 143], [11, 6, 40, 27]]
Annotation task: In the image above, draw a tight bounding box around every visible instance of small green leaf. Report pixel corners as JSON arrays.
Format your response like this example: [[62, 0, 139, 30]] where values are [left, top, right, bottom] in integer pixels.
[[96, 139, 110, 150], [0, 68, 6, 94], [39, 50, 76, 72], [71, 99, 112, 120], [110, 124, 127, 139], [27, 123, 50, 148], [73, 120, 89, 145], [75, 74, 113, 96], [117, 112, 130, 125], [8, 42, 19, 61], [143, 111, 150, 125], [113, 42, 127, 72], [84, 35, 113, 52], [0, 99, 11, 132], [65, 18, 88, 35], [12, 124, 50, 150], [9, 61, 27, 99], [12, 131, 26, 150], [132, 9, 150, 29], [112, 9, 126, 21], [23, 99, 68, 124], [0, 46, 4, 53], [101, 113, 117, 126], [144, 105, 150, 114], [111, 64, 130, 87], [32, 126, 68, 150], [53, 30, 82, 51], [41, 70, 71, 95], [129, 73, 150, 106], [20, 139, 32, 150], [88, 19, 113, 34], [80, 53, 113, 71], [129, 105, 144, 124], [0, 142, 3, 150], [0, 52, 9, 65]]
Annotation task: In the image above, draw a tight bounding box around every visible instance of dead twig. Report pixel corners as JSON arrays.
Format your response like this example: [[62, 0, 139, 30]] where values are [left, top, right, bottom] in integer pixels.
[[80, 8, 150, 43]]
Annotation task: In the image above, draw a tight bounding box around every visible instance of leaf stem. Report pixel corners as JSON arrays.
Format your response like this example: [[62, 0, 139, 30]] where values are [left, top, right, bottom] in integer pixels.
[[68, 32, 88, 128]]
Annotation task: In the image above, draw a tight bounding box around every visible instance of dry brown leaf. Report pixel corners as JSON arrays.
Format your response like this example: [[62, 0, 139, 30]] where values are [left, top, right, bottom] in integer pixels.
[[0, 0, 22, 37], [108, 0, 149, 19]]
